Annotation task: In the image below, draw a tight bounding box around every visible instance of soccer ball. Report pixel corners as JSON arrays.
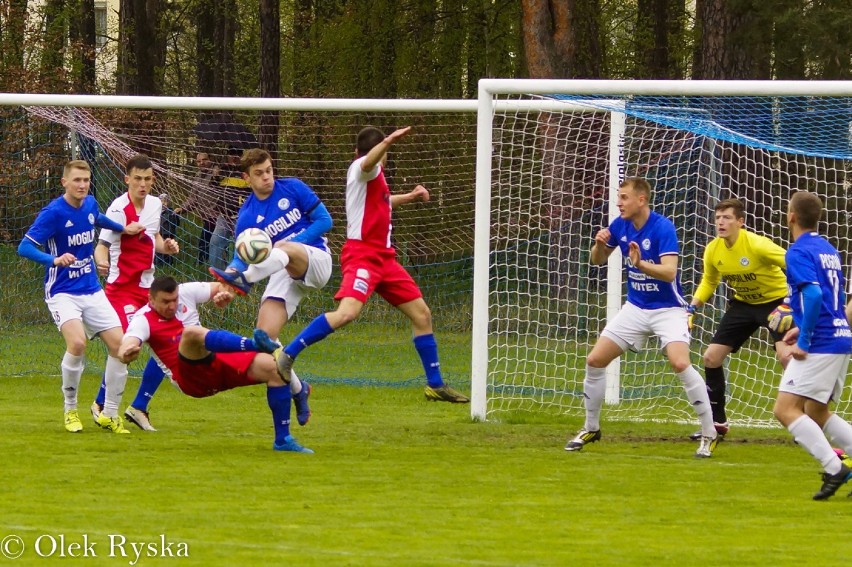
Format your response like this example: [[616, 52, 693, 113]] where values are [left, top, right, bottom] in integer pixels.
[[235, 228, 272, 264]]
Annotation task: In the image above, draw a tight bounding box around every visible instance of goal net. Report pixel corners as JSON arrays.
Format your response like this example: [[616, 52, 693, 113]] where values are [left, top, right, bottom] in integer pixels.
[[472, 80, 852, 427], [0, 97, 477, 385]]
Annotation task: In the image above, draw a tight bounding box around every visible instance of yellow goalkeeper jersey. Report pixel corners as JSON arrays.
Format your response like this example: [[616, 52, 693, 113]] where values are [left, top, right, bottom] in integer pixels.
[[693, 229, 788, 305]]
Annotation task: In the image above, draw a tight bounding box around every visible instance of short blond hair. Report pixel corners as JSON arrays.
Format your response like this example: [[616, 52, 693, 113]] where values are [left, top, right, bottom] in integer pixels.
[[63, 160, 91, 178], [622, 177, 652, 201]]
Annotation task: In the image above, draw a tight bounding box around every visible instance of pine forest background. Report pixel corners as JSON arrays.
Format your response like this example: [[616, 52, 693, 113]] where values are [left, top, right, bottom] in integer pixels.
[[0, 0, 850, 349]]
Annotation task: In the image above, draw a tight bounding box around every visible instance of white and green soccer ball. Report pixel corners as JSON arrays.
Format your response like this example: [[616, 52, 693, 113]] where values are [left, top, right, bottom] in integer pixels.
[[235, 228, 272, 265]]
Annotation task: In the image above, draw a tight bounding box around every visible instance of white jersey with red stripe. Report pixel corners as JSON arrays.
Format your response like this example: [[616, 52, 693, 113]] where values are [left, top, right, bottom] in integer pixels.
[[99, 193, 162, 289], [345, 157, 392, 249], [123, 282, 210, 374]]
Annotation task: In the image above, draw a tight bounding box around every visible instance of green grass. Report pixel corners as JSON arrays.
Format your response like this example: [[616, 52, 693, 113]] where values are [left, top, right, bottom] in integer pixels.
[[2, 374, 852, 566]]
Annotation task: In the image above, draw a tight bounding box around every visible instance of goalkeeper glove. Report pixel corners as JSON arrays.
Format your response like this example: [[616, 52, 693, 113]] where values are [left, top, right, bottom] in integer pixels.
[[686, 305, 696, 332], [767, 304, 794, 333]]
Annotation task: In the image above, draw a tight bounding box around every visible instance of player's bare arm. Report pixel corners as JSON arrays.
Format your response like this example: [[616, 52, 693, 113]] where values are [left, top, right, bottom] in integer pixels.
[[390, 185, 429, 208], [361, 126, 411, 171], [846, 298, 852, 325], [155, 232, 180, 255], [589, 228, 614, 265], [94, 241, 110, 275], [631, 248, 677, 282], [118, 337, 143, 364]]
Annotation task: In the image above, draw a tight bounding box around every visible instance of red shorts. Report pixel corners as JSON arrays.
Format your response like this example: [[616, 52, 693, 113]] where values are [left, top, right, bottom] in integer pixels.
[[105, 285, 149, 331], [173, 351, 258, 398], [334, 241, 422, 306]]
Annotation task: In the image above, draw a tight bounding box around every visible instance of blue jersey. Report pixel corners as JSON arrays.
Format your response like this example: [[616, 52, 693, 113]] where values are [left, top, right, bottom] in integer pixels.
[[24, 195, 102, 299], [606, 211, 686, 309], [786, 232, 851, 354], [234, 178, 329, 254]]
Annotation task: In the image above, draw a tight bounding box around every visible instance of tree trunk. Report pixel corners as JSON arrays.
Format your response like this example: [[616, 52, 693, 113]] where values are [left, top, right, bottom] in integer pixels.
[[118, 0, 164, 95], [213, 0, 237, 97], [521, 0, 605, 300], [521, 0, 570, 78], [693, 0, 770, 80], [569, 0, 602, 78], [292, 0, 313, 97], [136, 0, 161, 95], [259, 0, 280, 159], [195, 0, 216, 96], [117, 0, 136, 93], [71, 0, 97, 93], [464, 0, 486, 99], [636, 0, 685, 79], [41, 0, 67, 92]]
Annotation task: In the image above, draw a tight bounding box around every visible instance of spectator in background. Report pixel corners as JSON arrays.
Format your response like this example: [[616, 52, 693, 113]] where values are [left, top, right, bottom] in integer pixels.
[[210, 147, 251, 270], [175, 152, 218, 265], [156, 193, 180, 266]]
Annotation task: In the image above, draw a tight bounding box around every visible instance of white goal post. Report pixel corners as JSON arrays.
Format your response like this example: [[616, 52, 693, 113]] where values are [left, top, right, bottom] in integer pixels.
[[471, 79, 852, 424]]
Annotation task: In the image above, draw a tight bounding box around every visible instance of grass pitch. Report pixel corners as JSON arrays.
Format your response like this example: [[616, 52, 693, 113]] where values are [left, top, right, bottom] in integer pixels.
[[1, 373, 852, 566]]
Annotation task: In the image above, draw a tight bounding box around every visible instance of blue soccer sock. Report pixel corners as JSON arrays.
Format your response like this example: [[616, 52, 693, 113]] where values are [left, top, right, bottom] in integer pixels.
[[130, 357, 165, 412], [95, 374, 106, 407], [284, 314, 335, 358], [413, 333, 444, 388], [204, 329, 258, 353], [267, 385, 292, 444]]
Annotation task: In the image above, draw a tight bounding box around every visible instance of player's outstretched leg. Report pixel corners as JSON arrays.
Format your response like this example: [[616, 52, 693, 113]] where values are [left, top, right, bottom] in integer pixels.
[[208, 267, 253, 296], [252, 328, 281, 354]]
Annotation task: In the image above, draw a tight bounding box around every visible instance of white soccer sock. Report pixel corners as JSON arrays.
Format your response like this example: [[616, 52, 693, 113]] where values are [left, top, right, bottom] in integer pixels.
[[678, 366, 715, 437], [583, 365, 607, 431], [102, 355, 128, 418], [244, 248, 290, 283], [61, 352, 85, 412], [823, 413, 852, 455], [289, 369, 303, 395], [789, 414, 841, 474]]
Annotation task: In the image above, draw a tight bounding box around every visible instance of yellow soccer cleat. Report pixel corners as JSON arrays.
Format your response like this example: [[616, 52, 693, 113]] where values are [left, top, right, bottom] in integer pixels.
[[424, 384, 470, 403], [95, 413, 130, 434], [64, 409, 83, 433]]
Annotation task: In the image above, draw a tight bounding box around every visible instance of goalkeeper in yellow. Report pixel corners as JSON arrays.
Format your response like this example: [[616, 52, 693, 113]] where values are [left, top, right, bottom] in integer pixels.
[[688, 198, 792, 439]]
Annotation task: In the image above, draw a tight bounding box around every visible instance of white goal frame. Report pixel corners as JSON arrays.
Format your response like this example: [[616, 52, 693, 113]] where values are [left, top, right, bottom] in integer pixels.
[[470, 79, 852, 421]]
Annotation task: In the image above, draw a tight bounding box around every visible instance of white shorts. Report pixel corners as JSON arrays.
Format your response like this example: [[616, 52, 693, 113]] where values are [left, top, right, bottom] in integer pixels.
[[778, 353, 850, 403], [46, 290, 122, 339], [262, 244, 332, 318], [601, 301, 691, 352]]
